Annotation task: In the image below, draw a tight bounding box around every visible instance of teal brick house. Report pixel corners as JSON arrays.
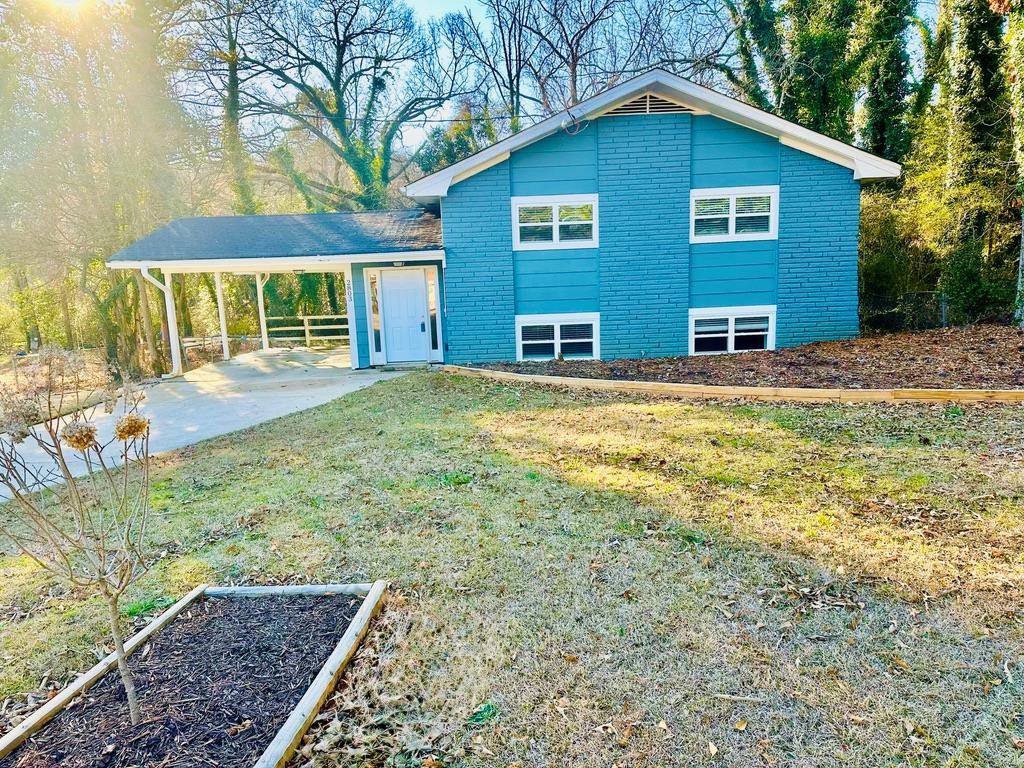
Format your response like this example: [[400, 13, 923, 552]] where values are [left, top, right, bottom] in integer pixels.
[[107, 70, 899, 374], [403, 69, 899, 365]]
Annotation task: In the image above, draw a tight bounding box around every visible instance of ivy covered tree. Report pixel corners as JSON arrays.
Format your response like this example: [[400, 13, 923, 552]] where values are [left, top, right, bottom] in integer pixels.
[[861, 0, 914, 161], [721, 0, 869, 141], [991, 0, 1024, 323], [233, 0, 469, 210], [943, 0, 1006, 260]]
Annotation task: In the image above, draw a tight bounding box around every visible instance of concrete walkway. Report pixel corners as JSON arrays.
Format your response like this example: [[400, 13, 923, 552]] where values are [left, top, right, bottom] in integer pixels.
[[5, 349, 404, 493]]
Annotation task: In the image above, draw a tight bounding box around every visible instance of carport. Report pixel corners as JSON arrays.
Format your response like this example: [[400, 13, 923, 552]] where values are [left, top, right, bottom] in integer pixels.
[[106, 209, 444, 375]]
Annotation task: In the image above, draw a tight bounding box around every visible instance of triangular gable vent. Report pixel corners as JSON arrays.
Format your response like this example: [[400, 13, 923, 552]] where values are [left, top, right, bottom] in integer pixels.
[[602, 93, 693, 117]]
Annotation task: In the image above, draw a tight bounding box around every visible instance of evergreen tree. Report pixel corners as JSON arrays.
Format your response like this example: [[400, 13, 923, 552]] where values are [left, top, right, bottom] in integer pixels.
[[416, 104, 499, 175]]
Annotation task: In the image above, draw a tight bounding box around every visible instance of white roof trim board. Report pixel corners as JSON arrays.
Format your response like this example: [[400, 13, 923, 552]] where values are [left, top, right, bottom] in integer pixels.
[[107, 250, 446, 274], [403, 69, 901, 202]]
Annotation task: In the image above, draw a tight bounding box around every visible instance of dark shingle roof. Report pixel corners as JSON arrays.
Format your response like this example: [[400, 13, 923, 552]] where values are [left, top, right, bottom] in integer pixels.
[[107, 209, 442, 264]]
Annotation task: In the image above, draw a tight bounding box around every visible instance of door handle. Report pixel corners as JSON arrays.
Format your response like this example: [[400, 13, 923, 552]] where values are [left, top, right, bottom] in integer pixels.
[[420, 321, 426, 332]]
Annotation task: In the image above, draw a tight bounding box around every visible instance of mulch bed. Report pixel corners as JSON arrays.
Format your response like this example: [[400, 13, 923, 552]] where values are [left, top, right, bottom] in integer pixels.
[[481, 325, 1024, 390], [1, 594, 362, 768]]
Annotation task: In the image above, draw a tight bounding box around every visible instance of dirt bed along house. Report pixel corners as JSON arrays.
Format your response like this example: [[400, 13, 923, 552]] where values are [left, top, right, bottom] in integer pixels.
[[482, 325, 1024, 390]]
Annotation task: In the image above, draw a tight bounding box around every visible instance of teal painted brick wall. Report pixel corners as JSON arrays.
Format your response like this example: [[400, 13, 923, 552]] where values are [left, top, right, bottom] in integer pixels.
[[691, 116, 780, 188], [597, 113, 692, 358], [514, 248, 600, 314], [510, 128, 598, 196], [437, 113, 862, 363], [441, 161, 518, 363], [776, 145, 861, 346], [351, 263, 371, 366]]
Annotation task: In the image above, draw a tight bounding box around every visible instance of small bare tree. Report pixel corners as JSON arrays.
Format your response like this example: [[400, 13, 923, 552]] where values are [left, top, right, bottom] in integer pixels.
[[0, 348, 153, 726]]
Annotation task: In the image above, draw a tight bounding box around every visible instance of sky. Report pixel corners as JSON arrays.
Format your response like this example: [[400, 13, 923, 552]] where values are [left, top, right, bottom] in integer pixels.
[[406, 0, 469, 20]]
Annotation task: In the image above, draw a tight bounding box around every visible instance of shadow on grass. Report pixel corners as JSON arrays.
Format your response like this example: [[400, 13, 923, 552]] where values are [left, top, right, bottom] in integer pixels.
[[476, 396, 1024, 621]]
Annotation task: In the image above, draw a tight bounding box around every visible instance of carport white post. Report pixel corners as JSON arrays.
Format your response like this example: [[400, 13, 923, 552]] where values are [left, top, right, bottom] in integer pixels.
[[255, 272, 270, 351], [341, 264, 360, 369], [140, 267, 182, 376], [213, 271, 230, 361]]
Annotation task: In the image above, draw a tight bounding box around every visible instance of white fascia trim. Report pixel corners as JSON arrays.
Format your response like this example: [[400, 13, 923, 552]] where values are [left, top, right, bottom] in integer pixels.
[[688, 304, 777, 356], [106, 250, 446, 274], [515, 312, 601, 361], [403, 70, 900, 201], [511, 194, 599, 251], [690, 185, 779, 244]]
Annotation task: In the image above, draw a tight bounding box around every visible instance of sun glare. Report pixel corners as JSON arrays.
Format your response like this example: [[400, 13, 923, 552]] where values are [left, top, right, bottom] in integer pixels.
[[46, 0, 90, 13]]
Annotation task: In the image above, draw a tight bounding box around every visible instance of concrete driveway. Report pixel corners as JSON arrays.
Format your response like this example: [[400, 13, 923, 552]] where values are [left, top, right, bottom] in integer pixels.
[[5, 348, 403, 493]]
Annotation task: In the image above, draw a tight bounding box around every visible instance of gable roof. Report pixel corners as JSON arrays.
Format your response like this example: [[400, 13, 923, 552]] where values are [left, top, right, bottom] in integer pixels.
[[403, 69, 901, 202], [106, 209, 442, 269]]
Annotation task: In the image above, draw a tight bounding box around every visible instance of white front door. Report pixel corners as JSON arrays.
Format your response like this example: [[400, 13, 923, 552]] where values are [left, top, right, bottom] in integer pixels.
[[381, 269, 430, 363]]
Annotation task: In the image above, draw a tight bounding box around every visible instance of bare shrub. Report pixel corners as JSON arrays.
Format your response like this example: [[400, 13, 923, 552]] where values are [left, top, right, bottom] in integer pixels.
[[0, 347, 152, 725]]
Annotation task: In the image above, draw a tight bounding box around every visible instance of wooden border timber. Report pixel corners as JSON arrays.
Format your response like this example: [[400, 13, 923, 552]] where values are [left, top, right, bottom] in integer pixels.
[[443, 365, 1024, 404], [0, 584, 209, 761], [0, 581, 388, 768], [252, 580, 388, 768]]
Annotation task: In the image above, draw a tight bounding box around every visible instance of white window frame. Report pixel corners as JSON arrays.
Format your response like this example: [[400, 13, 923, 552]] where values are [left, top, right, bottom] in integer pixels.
[[688, 305, 776, 355], [689, 185, 779, 244], [511, 194, 599, 251], [515, 312, 601, 361]]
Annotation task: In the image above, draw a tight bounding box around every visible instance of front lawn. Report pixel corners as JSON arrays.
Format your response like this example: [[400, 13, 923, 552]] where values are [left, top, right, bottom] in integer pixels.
[[2, 372, 1023, 766], [481, 325, 1024, 390]]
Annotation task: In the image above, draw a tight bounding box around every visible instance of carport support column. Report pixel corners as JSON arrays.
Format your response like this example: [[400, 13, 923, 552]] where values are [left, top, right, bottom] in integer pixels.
[[255, 272, 270, 351], [214, 272, 230, 361], [341, 265, 360, 370], [140, 267, 182, 376]]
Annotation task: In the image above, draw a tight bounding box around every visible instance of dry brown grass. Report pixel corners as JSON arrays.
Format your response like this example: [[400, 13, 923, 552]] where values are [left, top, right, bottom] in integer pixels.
[[2, 372, 1023, 767]]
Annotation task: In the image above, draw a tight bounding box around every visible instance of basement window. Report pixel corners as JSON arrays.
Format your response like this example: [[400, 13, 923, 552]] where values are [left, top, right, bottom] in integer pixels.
[[690, 186, 778, 243], [512, 195, 599, 250], [516, 313, 600, 360], [689, 307, 775, 355]]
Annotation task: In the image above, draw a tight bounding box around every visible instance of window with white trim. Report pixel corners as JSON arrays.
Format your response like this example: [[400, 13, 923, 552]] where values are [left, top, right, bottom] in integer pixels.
[[512, 195, 599, 250], [689, 306, 776, 355], [516, 313, 600, 360], [690, 186, 778, 243]]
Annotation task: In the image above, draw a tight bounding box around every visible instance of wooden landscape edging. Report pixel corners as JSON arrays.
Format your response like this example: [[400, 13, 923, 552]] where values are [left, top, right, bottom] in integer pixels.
[[0, 583, 209, 761], [252, 580, 389, 768], [442, 365, 1024, 404], [0, 581, 389, 768]]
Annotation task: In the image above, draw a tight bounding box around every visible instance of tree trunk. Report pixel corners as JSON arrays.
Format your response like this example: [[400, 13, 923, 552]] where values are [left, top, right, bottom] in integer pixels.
[[1017, 206, 1024, 325], [1010, 6, 1024, 325], [107, 595, 141, 726], [60, 272, 76, 348], [158, 289, 171, 368], [223, 6, 258, 215], [132, 271, 161, 374], [325, 273, 340, 314], [174, 276, 193, 338], [12, 268, 42, 350]]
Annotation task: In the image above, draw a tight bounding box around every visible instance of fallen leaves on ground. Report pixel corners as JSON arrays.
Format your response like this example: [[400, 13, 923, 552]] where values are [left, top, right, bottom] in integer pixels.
[[483, 325, 1024, 390]]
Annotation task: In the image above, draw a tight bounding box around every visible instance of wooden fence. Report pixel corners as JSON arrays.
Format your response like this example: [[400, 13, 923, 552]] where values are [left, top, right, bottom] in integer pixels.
[[266, 315, 349, 347]]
